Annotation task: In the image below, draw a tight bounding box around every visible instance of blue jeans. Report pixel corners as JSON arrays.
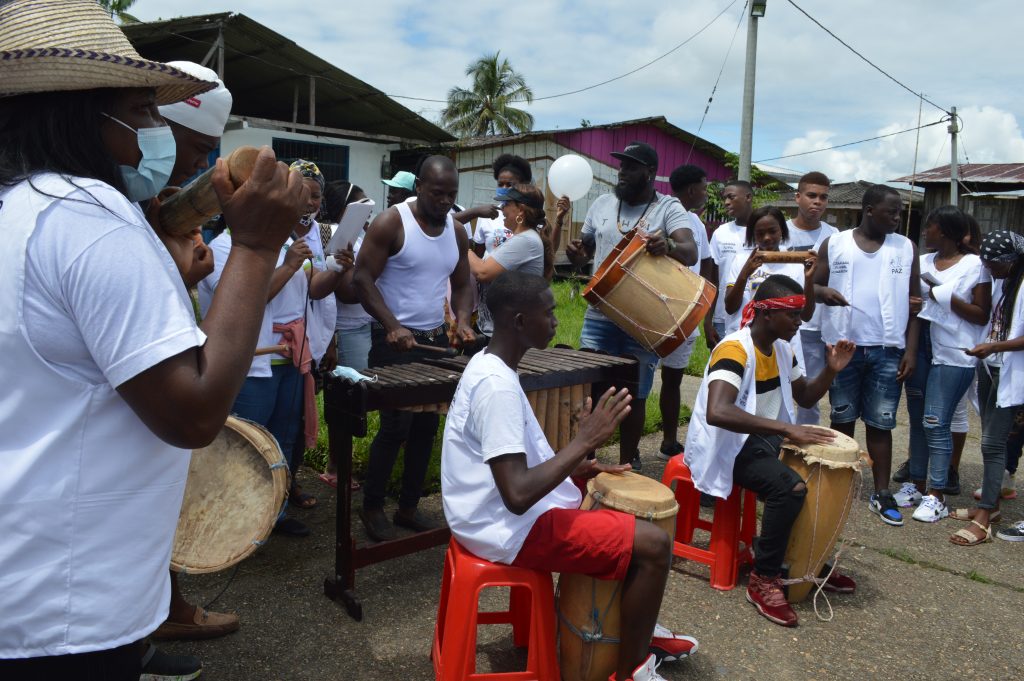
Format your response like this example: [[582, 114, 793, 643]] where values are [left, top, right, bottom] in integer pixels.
[[232, 364, 304, 473], [713, 321, 726, 340], [336, 323, 371, 371], [829, 345, 904, 430], [906, 325, 974, 490], [796, 328, 826, 425], [579, 316, 660, 399]]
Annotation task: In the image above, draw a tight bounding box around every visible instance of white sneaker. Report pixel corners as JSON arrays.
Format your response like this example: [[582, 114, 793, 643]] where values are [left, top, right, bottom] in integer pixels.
[[912, 495, 949, 523], [894, 482, 923, 508], [611, 653, 668, 681]]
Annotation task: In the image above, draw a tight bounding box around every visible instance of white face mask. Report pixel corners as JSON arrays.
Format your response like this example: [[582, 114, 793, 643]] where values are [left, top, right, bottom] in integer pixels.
[[102, 113, 177, 201]]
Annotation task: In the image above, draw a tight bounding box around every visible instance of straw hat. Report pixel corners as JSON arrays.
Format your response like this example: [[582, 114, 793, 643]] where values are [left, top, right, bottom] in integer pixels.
[[0, 0, 215, 105]]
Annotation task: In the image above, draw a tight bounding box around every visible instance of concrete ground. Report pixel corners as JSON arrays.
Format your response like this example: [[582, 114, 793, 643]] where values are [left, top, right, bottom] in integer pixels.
[[165, 375, 1023, 680]]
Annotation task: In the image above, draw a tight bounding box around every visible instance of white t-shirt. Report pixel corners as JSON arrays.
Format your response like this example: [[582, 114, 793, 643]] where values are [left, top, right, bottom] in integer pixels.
[[709, 221, 751, 325], [785, 220, 837, 332], [685, 211, 712, 276], [473, 215, 513, 254], [847, 248, 886, 345], [441, 352, 582, 564], [918, 252, 991, 367], [4, 176, 204, 657], [723, 258, 806, 334]]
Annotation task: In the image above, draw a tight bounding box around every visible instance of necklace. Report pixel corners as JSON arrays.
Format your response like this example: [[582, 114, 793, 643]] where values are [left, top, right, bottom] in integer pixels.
[[616, 194, 657, 234]]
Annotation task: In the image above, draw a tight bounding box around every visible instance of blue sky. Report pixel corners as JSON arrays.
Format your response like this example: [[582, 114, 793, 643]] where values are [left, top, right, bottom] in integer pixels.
[[130, 0, 1024, 183]]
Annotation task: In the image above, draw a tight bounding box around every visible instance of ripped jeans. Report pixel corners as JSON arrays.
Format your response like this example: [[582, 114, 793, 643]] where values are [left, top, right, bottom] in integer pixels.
[[906, 325, 975, 490]]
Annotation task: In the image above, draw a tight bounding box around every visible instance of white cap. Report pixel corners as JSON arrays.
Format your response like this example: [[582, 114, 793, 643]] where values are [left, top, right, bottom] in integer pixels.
[[158, 61, 233, 137]]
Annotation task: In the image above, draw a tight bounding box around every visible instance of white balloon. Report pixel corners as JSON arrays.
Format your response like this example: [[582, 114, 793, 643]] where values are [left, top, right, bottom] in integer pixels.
[[547, 154, 594, 202]]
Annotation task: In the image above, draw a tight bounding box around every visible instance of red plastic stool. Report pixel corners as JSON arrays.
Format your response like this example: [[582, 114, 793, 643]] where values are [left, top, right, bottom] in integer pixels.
[[661, 454, 757, 590], [432, 538, 560, 681]]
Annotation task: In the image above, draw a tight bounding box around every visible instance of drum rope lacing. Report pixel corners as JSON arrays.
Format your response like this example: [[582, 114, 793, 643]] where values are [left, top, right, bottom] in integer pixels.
[[779, 462, 864, 622], [588, 264, 712, 351]]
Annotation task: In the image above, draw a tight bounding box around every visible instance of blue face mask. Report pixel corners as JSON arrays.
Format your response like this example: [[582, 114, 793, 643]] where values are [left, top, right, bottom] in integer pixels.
[[102, 113, 177, 202]]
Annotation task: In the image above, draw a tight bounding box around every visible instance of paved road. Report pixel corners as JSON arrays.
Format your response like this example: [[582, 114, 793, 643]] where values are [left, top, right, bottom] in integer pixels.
[[164, 375, 1023, 680]]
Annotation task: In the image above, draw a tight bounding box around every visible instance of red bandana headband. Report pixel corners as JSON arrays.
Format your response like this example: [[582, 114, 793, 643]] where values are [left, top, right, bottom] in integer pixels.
[[740, 295, 806, 328]]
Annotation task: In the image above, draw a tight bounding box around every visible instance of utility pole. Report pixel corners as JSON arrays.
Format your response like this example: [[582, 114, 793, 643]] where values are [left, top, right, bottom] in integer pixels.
[[949, 106, 959, 206], [739, 1, 767, 182]]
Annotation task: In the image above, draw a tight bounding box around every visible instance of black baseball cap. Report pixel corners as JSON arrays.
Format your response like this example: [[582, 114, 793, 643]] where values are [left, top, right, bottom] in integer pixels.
[[610, 141, 658, 171], [493, 186, 544, 210]]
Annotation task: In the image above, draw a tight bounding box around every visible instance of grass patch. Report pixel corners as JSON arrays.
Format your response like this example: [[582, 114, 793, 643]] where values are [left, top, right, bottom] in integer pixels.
[[304, 279, 708, 495], [879, 547, 917, 565], [967, 570, 994, 585]]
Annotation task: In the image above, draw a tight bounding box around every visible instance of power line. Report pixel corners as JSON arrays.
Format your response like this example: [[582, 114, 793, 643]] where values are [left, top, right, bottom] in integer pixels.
[[529, 0, 740, 102], [164, 2, 740, 107], [687, 1, 748, 163], [754, 119, 946, 163], [785, 0, 949, 115]]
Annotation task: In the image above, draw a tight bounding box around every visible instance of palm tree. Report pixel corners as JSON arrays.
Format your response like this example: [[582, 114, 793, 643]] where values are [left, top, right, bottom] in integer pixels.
[[97, 0, 140, 24], [440, 52, 534, 138]]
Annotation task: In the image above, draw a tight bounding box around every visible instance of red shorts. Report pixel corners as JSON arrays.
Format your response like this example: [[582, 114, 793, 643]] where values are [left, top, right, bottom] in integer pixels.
[[511, 507, 635, 581]]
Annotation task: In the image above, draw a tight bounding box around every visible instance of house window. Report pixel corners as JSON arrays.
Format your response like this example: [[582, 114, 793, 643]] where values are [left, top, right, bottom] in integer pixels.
[[271, 138, 349, 183]]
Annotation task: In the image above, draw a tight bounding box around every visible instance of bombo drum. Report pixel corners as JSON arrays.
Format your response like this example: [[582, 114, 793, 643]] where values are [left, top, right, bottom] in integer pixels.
[[583, 230, 715, 358], [171, 416, 290, 574]]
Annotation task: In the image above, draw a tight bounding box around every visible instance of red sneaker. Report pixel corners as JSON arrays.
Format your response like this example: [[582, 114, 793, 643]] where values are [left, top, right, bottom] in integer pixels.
[[821, 570, 856, 594], [746, 571, 798, 627], [649, 623, 698, 663]]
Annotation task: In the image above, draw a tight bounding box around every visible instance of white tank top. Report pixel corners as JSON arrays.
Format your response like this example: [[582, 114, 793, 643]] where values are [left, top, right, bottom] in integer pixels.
[[375, 201, 459, 330]]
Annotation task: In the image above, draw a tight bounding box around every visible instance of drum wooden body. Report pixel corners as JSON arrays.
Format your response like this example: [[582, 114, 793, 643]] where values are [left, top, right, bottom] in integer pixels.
[[171, 416, 290, 574], [558, 472, 678, 681], [582, 230, 715, 358], [781, 428, 862, 603]]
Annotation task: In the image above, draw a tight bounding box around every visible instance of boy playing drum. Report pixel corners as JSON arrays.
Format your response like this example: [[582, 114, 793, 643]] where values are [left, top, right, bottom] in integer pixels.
[[441, 271, 696, 681], [685, 274, 857, 627]]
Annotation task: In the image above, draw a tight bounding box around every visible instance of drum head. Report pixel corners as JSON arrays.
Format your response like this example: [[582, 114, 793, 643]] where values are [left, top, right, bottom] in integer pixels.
[[171, 417, 289, 574], [587, 471, 677, 521], [783, 427, 861, 467]]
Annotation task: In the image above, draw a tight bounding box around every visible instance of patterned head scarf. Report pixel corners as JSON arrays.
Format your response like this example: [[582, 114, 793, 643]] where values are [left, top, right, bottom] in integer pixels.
[[980, 229, 1024, 263], [289, 158, 325, 192], [290, 159, 324, 227]]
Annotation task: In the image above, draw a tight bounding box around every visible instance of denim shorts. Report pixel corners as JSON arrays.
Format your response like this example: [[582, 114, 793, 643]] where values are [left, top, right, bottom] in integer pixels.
[[828, 345, 904, 430], [579, 316, 660, 399]]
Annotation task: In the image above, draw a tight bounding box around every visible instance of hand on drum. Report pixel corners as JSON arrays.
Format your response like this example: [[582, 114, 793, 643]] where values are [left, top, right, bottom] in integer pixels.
[[571, 458, 632, 480], [644, 232, 670, 257], [576, 386, 632, 450], [825, 340, 856, 373], [784, 424, 836, 446], [212, 146, 310, 255]]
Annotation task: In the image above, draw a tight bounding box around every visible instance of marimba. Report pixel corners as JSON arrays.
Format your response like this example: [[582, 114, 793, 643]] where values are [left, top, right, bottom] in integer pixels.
[[322, 346, 637, 620]]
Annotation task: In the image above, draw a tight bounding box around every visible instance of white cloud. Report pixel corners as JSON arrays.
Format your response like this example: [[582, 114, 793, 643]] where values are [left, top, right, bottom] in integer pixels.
[[774, 105, 1024, 183], [128, 0, 1024, 174]]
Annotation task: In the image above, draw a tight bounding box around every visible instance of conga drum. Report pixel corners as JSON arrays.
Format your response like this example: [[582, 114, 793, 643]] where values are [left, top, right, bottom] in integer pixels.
[[582, 230, 715, 358], [780, 428, 863, 603], [557, 472, 678, 681], [171, 416, 290, 574]]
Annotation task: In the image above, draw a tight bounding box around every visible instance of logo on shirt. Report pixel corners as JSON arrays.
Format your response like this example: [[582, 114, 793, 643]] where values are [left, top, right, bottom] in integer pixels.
[[831, 258, 850, 275], [889, 256, 906, 275]]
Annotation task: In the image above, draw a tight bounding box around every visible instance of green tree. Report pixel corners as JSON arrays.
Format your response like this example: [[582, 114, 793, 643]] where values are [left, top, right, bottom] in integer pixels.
[[440, 52, 534, 137], [704, 152, 781, 221], [97, 0, 140, 24]]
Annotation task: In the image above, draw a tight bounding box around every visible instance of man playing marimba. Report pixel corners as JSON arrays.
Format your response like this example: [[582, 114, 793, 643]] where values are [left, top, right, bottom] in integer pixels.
[[685, 274, 857, 627], [441, 271, 698, 681], [353, 156, 476, 542]]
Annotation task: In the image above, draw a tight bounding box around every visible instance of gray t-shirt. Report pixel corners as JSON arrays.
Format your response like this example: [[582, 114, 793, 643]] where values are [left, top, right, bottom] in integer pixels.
[[580, 192, 689, 321], [477, 229, 545, 336]]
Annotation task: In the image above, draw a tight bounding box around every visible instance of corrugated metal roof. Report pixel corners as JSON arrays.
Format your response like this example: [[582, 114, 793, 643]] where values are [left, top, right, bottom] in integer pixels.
[[965, 189, 1024, 199], [446, 116, 728, 159], [892, 163, 1024, 184], [122, 13, 453, 144], [776, 180, 923, 207]]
